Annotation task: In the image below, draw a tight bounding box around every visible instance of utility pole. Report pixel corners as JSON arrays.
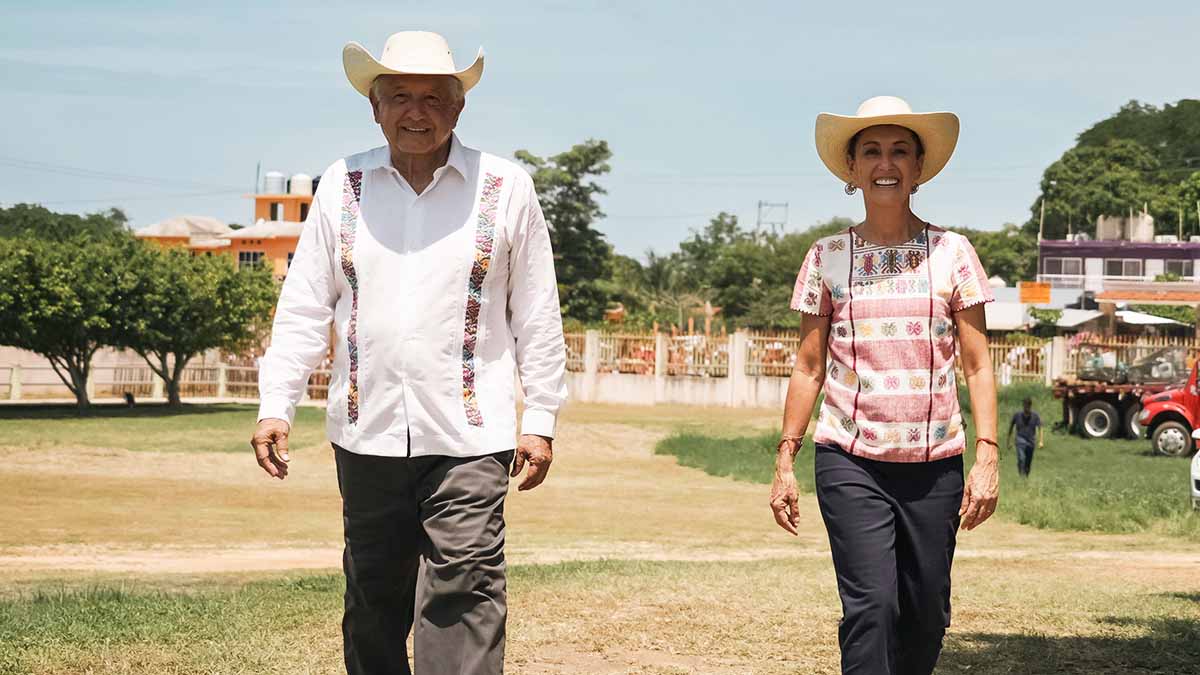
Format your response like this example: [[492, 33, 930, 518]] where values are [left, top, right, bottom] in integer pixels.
[[1038, 198, 1045, 240], [756, 201, 788, 237]]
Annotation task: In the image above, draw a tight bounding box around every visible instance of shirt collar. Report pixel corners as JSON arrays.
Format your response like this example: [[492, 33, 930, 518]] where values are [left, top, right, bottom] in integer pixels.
[[369, 134, 468, 179]]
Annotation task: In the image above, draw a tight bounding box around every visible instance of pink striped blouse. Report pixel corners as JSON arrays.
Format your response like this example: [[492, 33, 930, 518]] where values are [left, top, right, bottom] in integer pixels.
[[790, 224, 993, 462]]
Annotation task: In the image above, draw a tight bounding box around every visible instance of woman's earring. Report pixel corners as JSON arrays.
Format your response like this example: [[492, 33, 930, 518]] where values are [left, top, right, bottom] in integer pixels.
[[911, 183, 920, 194], [844, 182, 857, 195]]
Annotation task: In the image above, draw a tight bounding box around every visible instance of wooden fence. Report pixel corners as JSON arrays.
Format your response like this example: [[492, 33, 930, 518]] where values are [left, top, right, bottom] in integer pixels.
[[8, 333, 1200, 403]]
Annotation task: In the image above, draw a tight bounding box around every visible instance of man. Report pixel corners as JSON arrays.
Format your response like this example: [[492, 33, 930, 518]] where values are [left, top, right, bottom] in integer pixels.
[[1007, 397, 1043, 477], [249, 31, 566, 675]]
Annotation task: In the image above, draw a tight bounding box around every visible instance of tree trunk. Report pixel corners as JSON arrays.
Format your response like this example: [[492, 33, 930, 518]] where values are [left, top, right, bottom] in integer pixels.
[[47, 353, 91, 414], [71, 368, 90, 414], [167, 352, 191, 407]]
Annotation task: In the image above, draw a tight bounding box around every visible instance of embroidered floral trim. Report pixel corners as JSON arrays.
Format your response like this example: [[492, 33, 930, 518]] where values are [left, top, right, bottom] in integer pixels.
[[340, 170, 363, 424], [461, 173, 504, 426]]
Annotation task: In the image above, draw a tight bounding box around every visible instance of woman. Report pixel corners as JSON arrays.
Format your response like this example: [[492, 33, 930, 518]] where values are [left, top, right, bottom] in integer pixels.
[[769, 96, 999, 675]]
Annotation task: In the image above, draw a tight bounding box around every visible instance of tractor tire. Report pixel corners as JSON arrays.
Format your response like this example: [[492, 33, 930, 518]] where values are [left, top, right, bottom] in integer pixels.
[[1079, 400, 1119, 439], [1124, 402, 1144, 440], [1151, 421, 1193, 457]]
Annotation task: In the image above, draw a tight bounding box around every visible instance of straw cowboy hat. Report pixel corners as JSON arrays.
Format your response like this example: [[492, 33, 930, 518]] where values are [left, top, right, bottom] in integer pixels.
[[343, 31, 484, 98], [815, 96, 959, 185]]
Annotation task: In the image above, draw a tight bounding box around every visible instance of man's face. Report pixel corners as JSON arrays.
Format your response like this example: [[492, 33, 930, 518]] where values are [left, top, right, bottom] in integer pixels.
[[370, 75, 464, 157]]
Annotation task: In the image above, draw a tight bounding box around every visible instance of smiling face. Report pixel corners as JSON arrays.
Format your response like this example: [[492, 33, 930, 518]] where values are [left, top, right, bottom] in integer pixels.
[[846, 124, 925, 208], [369, 74, 464, 158]]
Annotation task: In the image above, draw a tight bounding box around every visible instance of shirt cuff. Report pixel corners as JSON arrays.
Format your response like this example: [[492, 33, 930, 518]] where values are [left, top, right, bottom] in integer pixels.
[[520, 408, 557, 439], [257, 398, 296, 427]]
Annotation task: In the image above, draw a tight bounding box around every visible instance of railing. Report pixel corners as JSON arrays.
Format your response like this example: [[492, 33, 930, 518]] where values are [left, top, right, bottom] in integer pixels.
[[666, 334, 728, 377], [745, 331, 802, 377], [988, 338, 1050, 384], [10, 334, 1200, 404], [564, 334, 586, 373], [597, 333, 656, 374]]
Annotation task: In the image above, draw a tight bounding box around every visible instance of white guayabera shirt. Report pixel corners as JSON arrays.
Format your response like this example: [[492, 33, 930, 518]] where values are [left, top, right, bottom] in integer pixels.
[[257, 135, 567, 458]]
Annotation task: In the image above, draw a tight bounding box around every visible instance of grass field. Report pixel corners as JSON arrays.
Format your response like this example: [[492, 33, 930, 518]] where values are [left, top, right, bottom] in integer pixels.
[[657, 383, 1200, 540], [1, 400, 1198, 673]]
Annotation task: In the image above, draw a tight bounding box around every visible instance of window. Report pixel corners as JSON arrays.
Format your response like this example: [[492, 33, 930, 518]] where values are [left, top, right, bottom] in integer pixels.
[[1104, 259, 1143, 277], [1165, 259, 1194, 278], [1043, 257, 1082, 275], [299, 203, 309, 222], [238, 251, 264, 269], [270, 202, 283, 221]]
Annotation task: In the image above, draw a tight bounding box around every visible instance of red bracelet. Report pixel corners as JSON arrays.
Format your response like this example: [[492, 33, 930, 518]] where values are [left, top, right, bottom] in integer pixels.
[[975, 437, 999, 448]]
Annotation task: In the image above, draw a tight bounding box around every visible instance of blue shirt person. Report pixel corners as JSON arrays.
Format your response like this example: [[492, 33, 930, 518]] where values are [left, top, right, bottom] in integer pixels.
[[1007, 397, 1043, 477]]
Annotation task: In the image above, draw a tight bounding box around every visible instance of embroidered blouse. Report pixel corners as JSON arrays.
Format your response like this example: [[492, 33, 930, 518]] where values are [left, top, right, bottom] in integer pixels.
[[790, 224, 993, 462], [257, 136, 567, 458]]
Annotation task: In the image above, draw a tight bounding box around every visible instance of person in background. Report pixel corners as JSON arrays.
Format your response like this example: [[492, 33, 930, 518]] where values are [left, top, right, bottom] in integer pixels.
[[1008, 397, 1043, 477]]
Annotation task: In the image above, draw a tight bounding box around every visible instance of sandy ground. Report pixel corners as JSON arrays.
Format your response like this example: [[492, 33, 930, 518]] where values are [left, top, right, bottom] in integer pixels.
[[3, 412, 1198, 575]]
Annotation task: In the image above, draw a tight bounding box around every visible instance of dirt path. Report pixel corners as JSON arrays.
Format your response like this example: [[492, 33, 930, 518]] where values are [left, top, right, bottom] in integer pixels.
[[2, 413, 1198, 576]]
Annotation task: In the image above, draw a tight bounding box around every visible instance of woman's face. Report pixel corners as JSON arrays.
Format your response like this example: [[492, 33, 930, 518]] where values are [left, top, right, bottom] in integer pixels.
[[847, 125, 925, 209]]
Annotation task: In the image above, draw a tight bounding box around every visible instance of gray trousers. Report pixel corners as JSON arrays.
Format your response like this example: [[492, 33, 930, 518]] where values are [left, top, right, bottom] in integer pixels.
[[334, 444, 513, 675]]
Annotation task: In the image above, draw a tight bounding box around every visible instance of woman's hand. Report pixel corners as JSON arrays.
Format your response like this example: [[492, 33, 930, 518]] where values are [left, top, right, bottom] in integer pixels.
[[959, 455, 999, 530], [770, 461, 801, 536]]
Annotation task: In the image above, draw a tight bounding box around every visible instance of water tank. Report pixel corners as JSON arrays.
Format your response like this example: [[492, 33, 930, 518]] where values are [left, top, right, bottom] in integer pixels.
[[1096, 216, 1122, 241], [288, 173, 313, 196], [1127, 214, 1155, 242], [263, 171, 286, 195]]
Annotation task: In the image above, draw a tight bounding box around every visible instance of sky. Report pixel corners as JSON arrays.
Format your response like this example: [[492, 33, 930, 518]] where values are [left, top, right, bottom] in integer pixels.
[[2, 1, 1198, 259]]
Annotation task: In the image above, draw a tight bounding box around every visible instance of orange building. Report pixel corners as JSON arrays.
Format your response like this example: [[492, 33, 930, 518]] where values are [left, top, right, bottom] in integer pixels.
[[135, 174, 314, 278]]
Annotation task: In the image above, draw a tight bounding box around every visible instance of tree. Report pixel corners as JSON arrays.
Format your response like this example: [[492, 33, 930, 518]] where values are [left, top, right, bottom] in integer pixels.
[[1077, 99, 1200, 176], [0, 203, 129, 240], [1027, 139, 1162, 239], [120, 247, 277, 406], [0, 236, 140, 412], [952, 223, 1037, 285], [515, 140, 614, 322]]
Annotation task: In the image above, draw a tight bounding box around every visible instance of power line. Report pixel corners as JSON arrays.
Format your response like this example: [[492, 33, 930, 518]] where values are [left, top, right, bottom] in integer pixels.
[[0, 156, 243, 192], [30, 189, 244, 206]]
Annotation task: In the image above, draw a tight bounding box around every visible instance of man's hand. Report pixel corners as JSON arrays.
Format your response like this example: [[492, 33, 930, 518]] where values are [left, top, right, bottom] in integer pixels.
[[512, 434, 553, 491], [959, 456, 999, 531], [251, 418, 291, 480], [770, 463, 801, 536]]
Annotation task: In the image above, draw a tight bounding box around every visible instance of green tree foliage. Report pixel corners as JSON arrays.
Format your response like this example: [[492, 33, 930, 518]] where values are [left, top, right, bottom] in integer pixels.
[[1027, 99, 1200, 238], [1029, 140, 1162, 239], [0, 203, 129, 240], [515, 140, 614, 322], [1077, 100, 1200, 174], [0, 236, 141, 411], [120, 248, 277, 406], [951, 223, 1037, 284]]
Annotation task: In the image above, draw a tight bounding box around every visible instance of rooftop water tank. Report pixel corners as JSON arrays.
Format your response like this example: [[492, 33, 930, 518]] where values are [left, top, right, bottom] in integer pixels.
[[288, 173, 313, 196], [263, 171, 286, 195]]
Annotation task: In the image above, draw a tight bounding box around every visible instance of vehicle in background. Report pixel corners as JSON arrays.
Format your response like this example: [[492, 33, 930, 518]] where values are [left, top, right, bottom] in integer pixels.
[[1140, 354, 1200, 457], [1190, 433, 1200, 509], [1054, 347, 1190, 441]]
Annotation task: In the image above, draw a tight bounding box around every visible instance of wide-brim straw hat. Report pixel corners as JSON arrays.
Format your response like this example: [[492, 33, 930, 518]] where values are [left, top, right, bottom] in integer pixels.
[[815, 96, 959, 185], [343, 31, 484, 98]]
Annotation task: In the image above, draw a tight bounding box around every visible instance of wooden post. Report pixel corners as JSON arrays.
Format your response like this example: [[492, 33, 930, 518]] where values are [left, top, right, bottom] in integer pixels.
[[217, 363, 228, 399], [151, 373, 164, 400]]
